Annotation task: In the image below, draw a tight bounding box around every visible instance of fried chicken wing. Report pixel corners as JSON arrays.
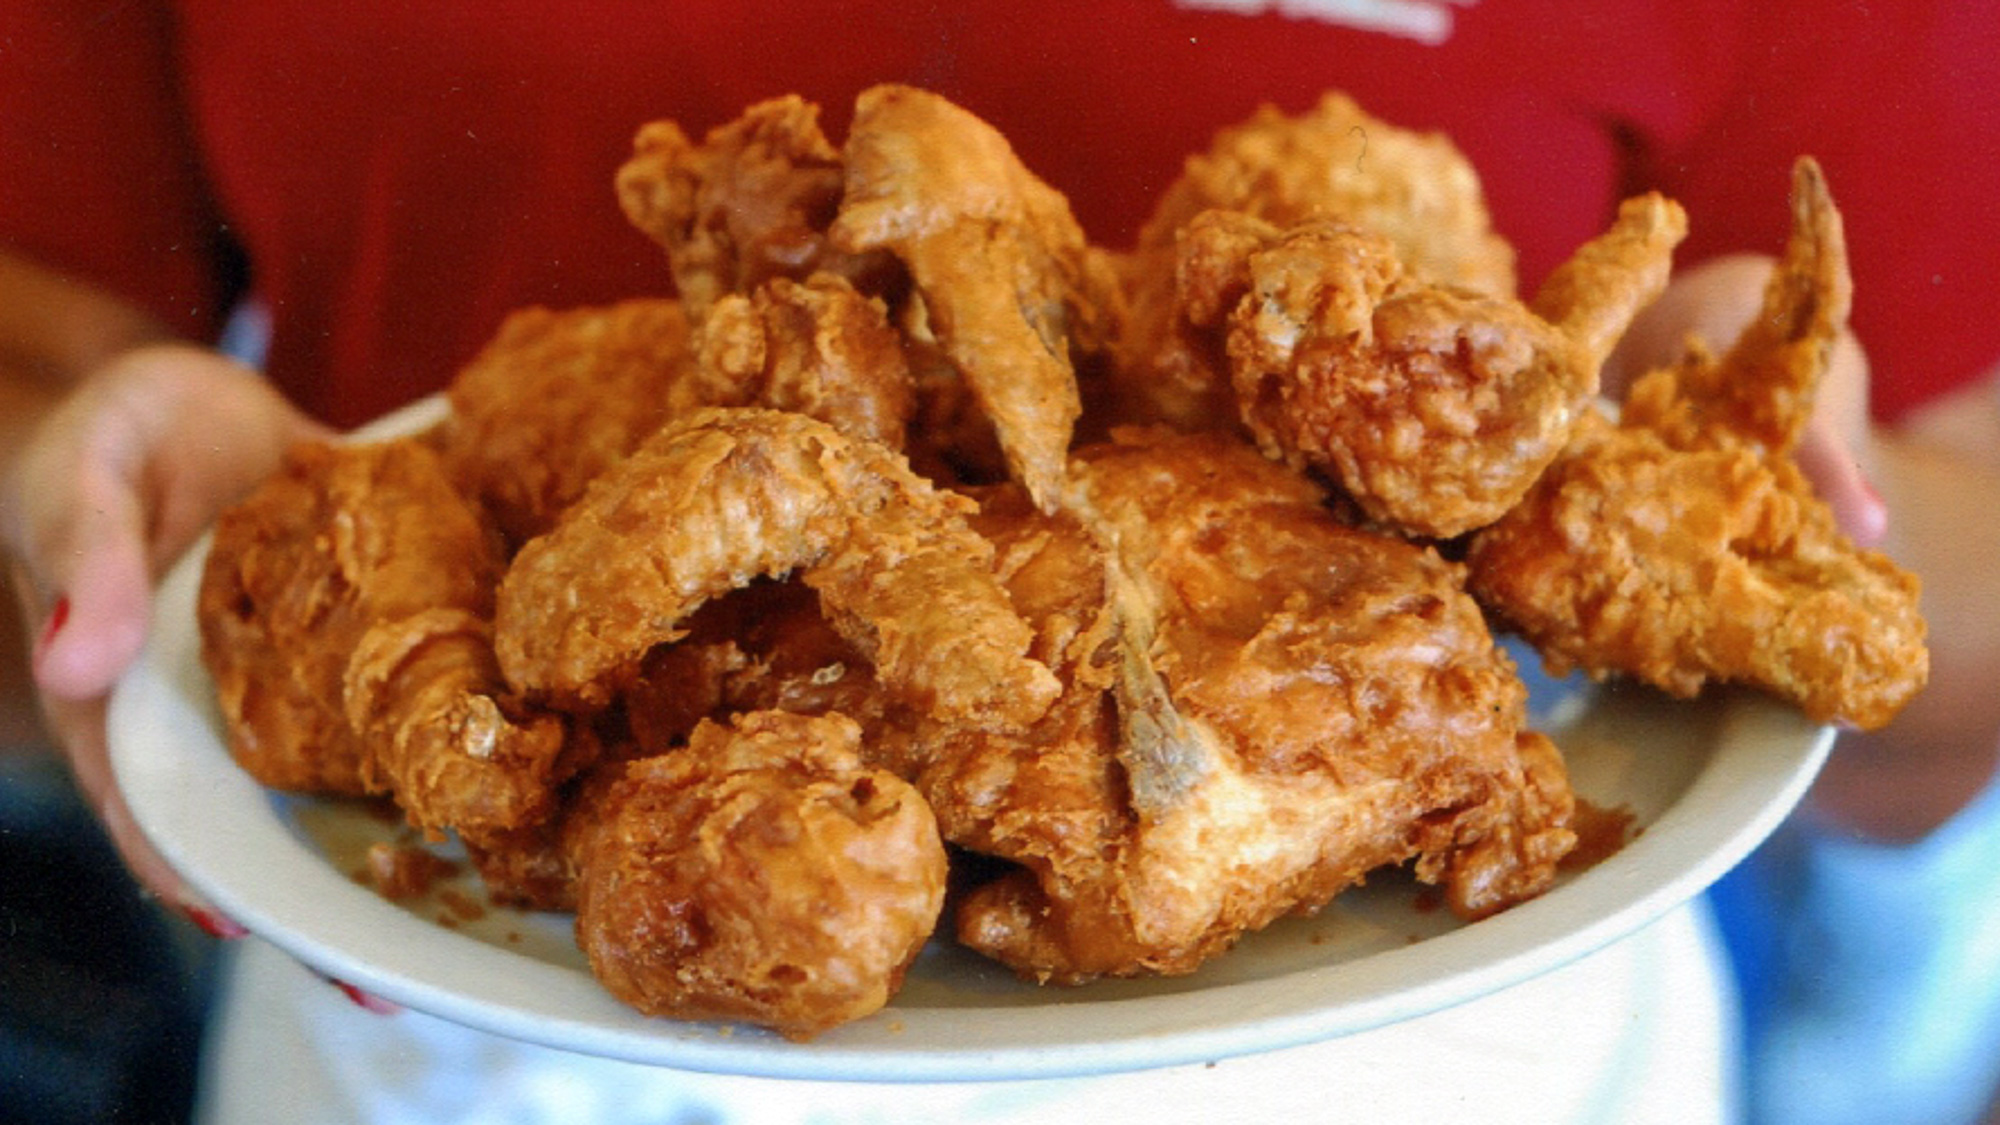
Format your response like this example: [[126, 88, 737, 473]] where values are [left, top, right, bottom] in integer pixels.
[[1467, 417, 1925, 729], [1620, 158, 1852, 455], [615, 95, 895, 317], [1467, 161, 1927, 730], [568, 711, 946, 1039], [493, 407, 1060, 728], [198, 438, 570, 835], [830, 84, 1122, 511], [1183, 194, 1683, 538]]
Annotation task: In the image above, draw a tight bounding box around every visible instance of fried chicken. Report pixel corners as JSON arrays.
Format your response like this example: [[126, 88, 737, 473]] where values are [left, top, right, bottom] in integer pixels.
[[440, 299, 704, 545], [493, 407, 1060, 728], [1136, 91, 1519, 296], [1108, 92, 1518, 432], [1467, 160, 1927, 730], [1178, 194, 1682, 538], [568, 710, 946, 1039], [192, 88, 1927, 1035], [615, 95, 896, 317], [198, 438, 570, 836], [694, 274, 917, 452], [941, 431, 1574, 982], [830, 84, 1124, 511]]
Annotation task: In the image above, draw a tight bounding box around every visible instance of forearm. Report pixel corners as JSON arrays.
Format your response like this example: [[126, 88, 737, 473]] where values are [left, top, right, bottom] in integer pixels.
[[0, 249, 177, 458]]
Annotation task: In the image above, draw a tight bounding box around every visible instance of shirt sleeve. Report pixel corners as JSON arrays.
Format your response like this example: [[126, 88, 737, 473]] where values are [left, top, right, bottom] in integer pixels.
[[0, 0, 239, 343]]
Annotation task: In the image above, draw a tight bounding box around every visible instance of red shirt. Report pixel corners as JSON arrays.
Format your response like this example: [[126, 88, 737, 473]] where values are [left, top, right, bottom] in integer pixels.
[[2, 0, 1993, 426]]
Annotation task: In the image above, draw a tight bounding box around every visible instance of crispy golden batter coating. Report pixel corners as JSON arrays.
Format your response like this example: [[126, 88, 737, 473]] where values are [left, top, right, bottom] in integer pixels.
[[695, 274, 916, 452], [1468, 162, 1927, 730], [441, 299, 703, 544], [615, 95, 894, 317], [569, 711, 946, 1039], [1185, 194, 1683, 538], [1107, 93, 1519, 431], [1136, 92, 1519, 295], [942, 431, 1574, 982], [1620, 159, 1851, 456], [198, 439, 569, 835], [493, 407, 1060, 727], [1467, 415, 1926, 729], [830, 84, 1123, 511]]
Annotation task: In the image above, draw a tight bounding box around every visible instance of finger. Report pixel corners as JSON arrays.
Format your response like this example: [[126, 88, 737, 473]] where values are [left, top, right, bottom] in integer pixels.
[[314, 970, 402, 1016], [136, 357, 333, 571], [1795, 420, 1888, 547], [43, 689, 245, 935], [35, 688, 209, 911], [27, 460, 154, 700]]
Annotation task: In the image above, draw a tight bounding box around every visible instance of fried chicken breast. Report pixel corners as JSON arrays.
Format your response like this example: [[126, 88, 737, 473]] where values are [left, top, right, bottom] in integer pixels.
[[946, 430, 1575, 982]]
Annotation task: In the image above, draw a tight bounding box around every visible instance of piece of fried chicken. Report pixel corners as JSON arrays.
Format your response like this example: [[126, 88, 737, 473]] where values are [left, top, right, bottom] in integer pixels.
[[1108, 92, 1519, 432], [567, 710, 946, 1040], [441, 299, 703, 545], [615, 95, 897, 318], [1178, 195, 1683, 539], [1136, 92, 1520, 296], [442, 282, 917, 547], [830, 84, 1125, 511], [942, 431, 1574, 982], [493, 407, 1060, 728], [1466, 160, 1927, 730], [198, 438, 571, 836]]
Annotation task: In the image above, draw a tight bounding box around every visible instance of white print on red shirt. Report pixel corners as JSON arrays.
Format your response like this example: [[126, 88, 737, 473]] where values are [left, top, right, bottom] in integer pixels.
[[1176, 0, 1477, 44]]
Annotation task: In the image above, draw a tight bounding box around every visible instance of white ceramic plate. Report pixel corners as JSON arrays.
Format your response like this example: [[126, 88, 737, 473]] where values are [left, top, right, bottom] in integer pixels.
[[107, 399, 1833, 1083]]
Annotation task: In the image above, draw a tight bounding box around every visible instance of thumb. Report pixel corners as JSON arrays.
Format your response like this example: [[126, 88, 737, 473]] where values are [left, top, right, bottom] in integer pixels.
[[1794, 418, 1888, 548], [28, 457, 154, 700]]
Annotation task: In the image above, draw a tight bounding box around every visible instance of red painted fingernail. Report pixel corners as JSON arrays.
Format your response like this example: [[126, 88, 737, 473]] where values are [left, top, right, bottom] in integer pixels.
[[182, 905, 249, 941], [34, 595, 70, 657], [333, 979, 401, 1016]]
